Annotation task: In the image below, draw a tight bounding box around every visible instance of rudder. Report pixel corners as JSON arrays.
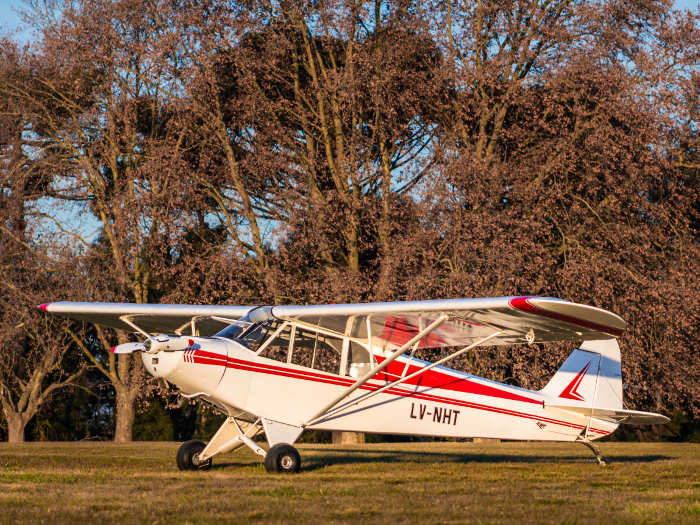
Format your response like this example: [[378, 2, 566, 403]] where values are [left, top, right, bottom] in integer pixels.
[[541, 339, 622, 409]]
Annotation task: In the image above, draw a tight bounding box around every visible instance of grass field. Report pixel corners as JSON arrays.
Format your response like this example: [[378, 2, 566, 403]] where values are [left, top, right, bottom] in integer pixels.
[[0, 441, 697, 524]]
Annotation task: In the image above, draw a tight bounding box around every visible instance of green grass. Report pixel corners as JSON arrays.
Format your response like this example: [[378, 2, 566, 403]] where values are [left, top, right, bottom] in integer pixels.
[[0, 441, 697, 524]]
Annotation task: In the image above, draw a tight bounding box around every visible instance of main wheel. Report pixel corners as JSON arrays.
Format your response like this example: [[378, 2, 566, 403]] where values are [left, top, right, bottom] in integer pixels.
[[176, 440, 212, 471], [264, 443, 301, 473]]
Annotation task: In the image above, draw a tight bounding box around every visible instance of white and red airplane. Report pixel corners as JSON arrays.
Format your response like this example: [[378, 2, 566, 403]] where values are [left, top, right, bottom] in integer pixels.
[[39, 296, 668, 472]]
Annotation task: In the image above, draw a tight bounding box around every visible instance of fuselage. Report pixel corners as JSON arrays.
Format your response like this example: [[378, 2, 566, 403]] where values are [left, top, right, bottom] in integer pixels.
[[142, 336, 618, 441]]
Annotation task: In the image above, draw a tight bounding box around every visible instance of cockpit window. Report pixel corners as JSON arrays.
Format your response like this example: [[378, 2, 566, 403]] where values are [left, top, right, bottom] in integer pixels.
[[214, 309, 374, 376], [214, 307, 276, 345], [215, 320, 252, 341], [235, 320, 284, 352], [215, 312, 284, 353]]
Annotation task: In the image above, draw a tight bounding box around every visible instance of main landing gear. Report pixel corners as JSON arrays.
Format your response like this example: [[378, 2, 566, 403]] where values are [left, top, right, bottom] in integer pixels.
[[177, 440, 213, 470], [176, 416, 304, 474], [264, 444, 301, 473]]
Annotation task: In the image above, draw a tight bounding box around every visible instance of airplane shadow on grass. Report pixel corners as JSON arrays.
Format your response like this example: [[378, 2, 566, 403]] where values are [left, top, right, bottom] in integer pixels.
[[297, 449, 671, 472], [209, 460, 262, 470], [205, 449, 671, 472]]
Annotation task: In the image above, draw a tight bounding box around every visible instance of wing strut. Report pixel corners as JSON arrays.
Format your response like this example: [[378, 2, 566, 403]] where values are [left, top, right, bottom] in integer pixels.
[[174, 315, 239, 336], [306, 330, 502, 426], [302, 315, 449, 427], [118, 316, 150, 338]]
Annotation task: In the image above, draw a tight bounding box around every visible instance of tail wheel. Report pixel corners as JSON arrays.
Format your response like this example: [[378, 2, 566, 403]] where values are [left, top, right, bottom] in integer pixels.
[[264, 443, 301, 473], [177, 440, 212, 471]]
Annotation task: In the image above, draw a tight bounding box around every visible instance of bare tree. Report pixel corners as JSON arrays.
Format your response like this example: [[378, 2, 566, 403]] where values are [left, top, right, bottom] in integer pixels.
[[0, 292, 85, 443], [0, 42, 86, 441], [1, 2, 198, 441]]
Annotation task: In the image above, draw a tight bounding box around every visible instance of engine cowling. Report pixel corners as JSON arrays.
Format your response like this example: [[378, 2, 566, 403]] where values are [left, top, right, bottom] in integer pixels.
[[144, 334, 193, 353], [111, 334, 193, 354], [140, 336, 231, 396]]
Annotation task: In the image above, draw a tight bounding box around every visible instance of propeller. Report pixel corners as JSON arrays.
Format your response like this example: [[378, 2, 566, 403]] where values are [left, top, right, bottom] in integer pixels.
[[110, 334, 195, 354], [111, 342, 146, 354]]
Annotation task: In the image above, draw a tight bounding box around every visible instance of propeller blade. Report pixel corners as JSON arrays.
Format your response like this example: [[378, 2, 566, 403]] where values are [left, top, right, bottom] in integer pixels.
[[111, 342, 146, 354]]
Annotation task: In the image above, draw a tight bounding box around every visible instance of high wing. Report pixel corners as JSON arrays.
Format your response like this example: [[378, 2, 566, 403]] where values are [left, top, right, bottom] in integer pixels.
[[39, 302, 253, 336], [271, 296, 625, 347], [40, 296, 625, 346]]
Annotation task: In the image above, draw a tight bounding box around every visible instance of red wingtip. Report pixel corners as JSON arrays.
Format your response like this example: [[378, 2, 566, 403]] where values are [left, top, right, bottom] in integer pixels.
[[110, 346, 116, 353], [509, 296, 533, 310], [38, 303, 49, 312]]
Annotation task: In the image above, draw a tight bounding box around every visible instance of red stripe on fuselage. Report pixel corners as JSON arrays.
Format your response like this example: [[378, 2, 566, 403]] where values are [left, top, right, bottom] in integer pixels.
[[222, 356, 609, 435], [375, 356, 541, 405], [184, 349, 609, 435]]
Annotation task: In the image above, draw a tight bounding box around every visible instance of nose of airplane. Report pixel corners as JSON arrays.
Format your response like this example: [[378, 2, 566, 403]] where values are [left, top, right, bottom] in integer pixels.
[[140, 334, 199, 378], [141, 345, 181, 378], [140, 336, 230, 394]]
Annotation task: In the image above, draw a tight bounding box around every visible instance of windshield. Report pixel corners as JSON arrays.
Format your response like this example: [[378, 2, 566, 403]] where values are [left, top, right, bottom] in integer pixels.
[[239, 320, 285, 351], [214, 307, 281, 351], [215, 319, 251, 341]]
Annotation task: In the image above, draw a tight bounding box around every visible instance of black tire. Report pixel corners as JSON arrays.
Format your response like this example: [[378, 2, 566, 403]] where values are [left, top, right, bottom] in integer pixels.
[[176, 440, 212, 471], [264, 443, 301, 473]]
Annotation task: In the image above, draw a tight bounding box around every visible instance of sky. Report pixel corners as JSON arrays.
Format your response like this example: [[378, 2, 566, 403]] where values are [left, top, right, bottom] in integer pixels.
[[1, 0, 698, 43], [0, 0, 32, 42]]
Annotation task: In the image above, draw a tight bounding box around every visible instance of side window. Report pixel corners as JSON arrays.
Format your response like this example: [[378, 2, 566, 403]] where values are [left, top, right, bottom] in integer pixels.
[[347, 341, 374, 378], [257, 323, 292, 362], [238, 320, 285, 352], [255, 323, 371, 377], [288, 329, 314, 368], [313, 337, 341, 375], [289, 328, 342, 375]]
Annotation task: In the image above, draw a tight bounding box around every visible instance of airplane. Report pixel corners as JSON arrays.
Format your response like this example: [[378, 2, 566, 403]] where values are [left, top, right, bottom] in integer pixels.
[[39, 296, 669, 472]]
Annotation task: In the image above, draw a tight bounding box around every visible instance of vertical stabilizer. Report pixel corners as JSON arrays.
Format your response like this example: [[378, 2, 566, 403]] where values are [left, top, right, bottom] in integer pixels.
[[541, 339, 622, 409]]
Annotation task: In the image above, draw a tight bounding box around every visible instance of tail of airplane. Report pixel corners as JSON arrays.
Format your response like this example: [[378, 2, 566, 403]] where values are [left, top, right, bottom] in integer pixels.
[[541, 339, 623, 410]]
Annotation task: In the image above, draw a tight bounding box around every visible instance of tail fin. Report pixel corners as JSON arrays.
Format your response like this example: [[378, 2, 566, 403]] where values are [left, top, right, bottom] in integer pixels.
[[540, 339, 623, 409]]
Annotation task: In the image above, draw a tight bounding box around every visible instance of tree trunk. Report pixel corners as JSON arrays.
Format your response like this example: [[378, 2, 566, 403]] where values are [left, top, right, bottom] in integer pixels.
[[113, 387, 135, 443], [6, 413, 26, 443], [332, 431, 365, 445], [337, 214, 365, 447]]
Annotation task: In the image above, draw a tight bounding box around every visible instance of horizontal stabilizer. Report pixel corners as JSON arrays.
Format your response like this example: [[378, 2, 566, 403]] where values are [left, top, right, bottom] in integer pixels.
[[547, 404, 669, 425]]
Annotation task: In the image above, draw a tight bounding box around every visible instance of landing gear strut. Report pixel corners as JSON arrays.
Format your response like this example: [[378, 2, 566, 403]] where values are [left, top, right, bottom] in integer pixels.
[[175, 417, 304, 473], [177, 440, 213, 470], [578, 438, 607, 466], [264, 443, 301, 473]]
